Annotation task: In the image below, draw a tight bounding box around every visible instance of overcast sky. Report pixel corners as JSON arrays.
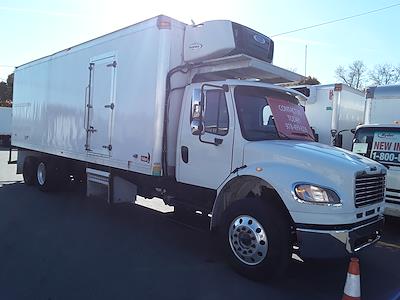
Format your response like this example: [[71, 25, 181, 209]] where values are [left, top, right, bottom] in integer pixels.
[[1, 0, 400, 83]]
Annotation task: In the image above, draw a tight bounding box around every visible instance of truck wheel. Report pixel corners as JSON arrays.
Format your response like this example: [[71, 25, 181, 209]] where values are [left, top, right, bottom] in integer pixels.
[[23, 157, 37, 186], [221, 197, 291, 280], [36, 160, 58, 192]]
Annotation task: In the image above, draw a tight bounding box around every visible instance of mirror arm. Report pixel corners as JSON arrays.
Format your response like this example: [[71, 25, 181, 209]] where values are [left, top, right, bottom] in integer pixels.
[[198, 135, 223, 146]]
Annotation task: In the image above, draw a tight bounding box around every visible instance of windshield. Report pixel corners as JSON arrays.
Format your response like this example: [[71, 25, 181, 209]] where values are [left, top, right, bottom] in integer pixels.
[[353, 127, 400, 167], [234, 86, 315, 141]]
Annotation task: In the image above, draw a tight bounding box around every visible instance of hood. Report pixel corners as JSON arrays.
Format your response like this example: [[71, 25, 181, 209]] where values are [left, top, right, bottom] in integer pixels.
[[243, 140, 384, 177]]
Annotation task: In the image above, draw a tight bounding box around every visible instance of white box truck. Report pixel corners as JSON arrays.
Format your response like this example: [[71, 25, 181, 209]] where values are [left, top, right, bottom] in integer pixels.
[[352, 85, 400, 217], [12, 15, 386, 279], [0, 106, 12, 146], [292, 83, 365, 150]]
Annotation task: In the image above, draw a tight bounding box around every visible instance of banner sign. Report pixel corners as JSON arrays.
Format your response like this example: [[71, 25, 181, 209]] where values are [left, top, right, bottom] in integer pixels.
[[267, 97, 314, 141], [370, 131, 400, 166]]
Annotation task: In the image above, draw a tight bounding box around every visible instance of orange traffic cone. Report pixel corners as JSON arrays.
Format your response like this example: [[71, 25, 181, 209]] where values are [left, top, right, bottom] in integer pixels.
[[342, 257, 361, 300]]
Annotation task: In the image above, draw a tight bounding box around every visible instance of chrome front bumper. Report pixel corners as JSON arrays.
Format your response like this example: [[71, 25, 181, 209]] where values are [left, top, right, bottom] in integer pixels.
[[295, 215, 384, 258]]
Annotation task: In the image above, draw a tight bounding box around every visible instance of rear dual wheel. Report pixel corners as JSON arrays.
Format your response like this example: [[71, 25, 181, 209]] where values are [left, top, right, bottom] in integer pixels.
[[22, 156, 66, 191], [22, 157, 37, 186], [36, 160, 67, 192]]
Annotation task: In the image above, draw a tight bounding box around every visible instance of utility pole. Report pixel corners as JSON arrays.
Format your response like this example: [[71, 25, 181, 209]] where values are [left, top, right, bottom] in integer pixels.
[[304, 45, 308, 77]]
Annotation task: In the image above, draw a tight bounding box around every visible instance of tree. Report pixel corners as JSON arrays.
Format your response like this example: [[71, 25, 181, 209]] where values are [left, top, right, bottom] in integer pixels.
[[0, 73, 13, 107], [369, 63, 400, 85], [298, 76, 320, 85], [6, 73, 13, 100], [335, 60, 367, 90]]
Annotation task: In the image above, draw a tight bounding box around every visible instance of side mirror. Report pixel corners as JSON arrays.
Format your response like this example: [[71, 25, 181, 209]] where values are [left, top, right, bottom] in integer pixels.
[[350, 128, 356, 134], [191, 119, 204, 136], [334, 133, 343, 147], [191, 88, 204, 136], [191, 89, 202, 120]]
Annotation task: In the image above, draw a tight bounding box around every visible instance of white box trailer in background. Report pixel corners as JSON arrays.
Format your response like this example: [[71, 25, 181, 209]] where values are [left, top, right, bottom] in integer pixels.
[[364, 85, 400, 125], [0, 107, 12, 146], [293, 83, 365, 150], [352, 85, 400, 217], [12, 15, 386, 279]]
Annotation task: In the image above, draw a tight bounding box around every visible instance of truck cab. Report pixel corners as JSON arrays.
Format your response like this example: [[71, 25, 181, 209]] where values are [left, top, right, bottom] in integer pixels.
[[352, 84, 400, 217], [353, 124, 400, 217], [174, 76, 385, 275]]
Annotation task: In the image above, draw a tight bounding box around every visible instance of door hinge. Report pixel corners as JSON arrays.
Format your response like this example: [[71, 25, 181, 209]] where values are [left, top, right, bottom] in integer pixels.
[[88, 63, 95, 71], [102, 144, 112, 151], [106, 61, 117, 68], [104, 103, 115, 109]]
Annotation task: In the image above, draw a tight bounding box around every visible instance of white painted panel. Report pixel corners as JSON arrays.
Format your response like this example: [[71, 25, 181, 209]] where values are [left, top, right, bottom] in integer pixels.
[[370, 99, 400, 124], [336, 89, 365, 150], [302, 84, 364, 150], [303, 87, 333, 146], [0, 107, 12, 135], [176, 85, 234, 189], [87, 56, 116, 156], [12, 16, 186, 176]]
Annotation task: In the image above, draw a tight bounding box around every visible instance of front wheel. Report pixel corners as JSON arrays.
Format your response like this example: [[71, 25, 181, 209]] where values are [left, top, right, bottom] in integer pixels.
[[221, 197, 292, 280]]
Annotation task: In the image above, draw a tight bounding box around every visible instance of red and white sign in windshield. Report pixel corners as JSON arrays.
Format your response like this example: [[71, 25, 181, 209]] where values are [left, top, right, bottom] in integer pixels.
[[267, 97, 314, 141]]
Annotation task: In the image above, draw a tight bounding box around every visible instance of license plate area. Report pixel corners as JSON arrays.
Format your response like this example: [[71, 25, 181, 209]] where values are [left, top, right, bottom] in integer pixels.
[[349, 218, 384, 251]]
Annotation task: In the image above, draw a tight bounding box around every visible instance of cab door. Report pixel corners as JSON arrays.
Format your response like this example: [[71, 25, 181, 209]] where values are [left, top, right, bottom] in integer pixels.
[[176, 85, 235, 189]]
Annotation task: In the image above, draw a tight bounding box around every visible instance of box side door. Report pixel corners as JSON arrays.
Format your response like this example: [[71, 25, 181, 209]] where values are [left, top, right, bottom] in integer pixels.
[[85, 54, 117, 156]]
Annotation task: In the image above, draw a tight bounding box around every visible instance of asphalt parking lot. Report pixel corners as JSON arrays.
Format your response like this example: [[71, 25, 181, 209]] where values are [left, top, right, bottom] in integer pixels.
[[0, 148, 399, 300]]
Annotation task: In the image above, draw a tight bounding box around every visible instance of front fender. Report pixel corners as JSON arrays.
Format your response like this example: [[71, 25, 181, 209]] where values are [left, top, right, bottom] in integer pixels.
[[234, 162, 358, 225], [211, 172, 278, 230]]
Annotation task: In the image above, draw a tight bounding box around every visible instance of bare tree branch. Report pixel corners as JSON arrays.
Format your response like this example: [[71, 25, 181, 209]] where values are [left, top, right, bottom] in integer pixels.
[[369, 63, 400, 85], [335, 61, 366, 90]]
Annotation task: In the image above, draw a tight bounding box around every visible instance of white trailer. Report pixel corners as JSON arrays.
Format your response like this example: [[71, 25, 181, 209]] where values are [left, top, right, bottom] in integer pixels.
[[352, 85, 400, 217], [12, 15, 386, 279], [293, 83, 365, 150], [0, 107, 12, 146]]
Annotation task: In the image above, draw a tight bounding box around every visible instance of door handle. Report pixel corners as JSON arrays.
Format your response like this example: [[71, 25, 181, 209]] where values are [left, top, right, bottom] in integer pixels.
[[181, 146, 189, 163], [104, 103, 115, 109]]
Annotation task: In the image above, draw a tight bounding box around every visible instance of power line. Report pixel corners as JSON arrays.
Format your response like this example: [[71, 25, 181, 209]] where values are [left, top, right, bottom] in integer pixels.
[[271, 2, 400, 37]]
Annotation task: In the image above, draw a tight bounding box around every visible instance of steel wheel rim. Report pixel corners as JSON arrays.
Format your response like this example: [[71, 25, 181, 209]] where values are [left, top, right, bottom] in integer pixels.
[[37, 162, 46, 186], [228, 215, 268, 266]]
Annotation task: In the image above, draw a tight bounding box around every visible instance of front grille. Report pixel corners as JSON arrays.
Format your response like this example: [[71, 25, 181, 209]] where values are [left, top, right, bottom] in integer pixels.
[[355, 174, 385, 207], [386, 187, 400, 204]]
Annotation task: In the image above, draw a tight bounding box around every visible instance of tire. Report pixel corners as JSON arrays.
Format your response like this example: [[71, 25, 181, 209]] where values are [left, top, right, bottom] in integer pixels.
[[220, 197, 292, 280], [23, 157, 37, 186], [36, 160, 63, 192]]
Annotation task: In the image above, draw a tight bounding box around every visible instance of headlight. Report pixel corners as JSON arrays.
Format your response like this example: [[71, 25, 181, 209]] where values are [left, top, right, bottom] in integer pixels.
[[294, 184, 340, 205]]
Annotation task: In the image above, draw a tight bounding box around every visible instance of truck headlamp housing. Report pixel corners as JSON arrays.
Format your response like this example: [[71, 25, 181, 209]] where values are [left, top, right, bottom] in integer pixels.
[[294, 184, 340, 205]]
